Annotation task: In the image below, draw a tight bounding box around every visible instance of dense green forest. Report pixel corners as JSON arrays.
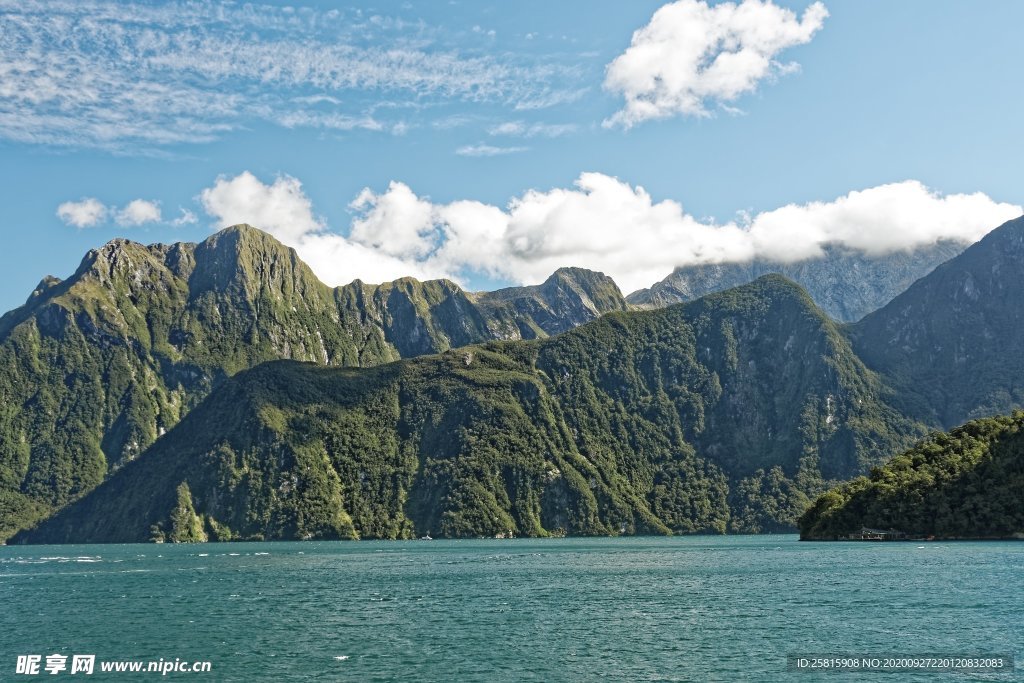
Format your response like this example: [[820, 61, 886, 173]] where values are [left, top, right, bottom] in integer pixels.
[[16, 275, 923, 543], [799, 411, 1024, 540]]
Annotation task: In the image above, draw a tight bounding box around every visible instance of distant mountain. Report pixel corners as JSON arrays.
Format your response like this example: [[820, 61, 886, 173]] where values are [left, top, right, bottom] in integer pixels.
[[474, 267, 629, 337], [851, 216, 1024, 428], [0, 225, 626, 540], [16, 275, 923, 543], [627, 242, 967, 322], [799, 411, 1024, 541]]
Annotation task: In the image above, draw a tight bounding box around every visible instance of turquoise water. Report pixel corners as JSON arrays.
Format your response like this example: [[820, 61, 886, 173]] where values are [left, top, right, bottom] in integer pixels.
[[1, 536, 1021, 681]]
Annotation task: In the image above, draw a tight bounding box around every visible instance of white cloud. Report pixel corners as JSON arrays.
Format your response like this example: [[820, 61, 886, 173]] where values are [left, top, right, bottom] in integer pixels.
[[746, 181, 1018, 261], [116, 199, 162, 226], [292, 95, 344, 106], [199, 172, 322, 243], [56, 198, 107, 228], [604, 0, 828, 128], [514, 87, 591, 111], [295, 233, 446, 287], [455, 144, 529, 157], [171, 208, 198, 226], [198, 171, 1022, 297], [349, 182, 437, 259]]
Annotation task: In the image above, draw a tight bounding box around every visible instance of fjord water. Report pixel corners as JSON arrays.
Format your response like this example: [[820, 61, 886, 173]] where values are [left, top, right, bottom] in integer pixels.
[[2, 537, 1020, 681]]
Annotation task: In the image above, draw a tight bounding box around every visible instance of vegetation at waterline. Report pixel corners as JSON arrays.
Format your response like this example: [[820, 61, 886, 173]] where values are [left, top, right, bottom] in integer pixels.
[[799, 411, 1024, 540]]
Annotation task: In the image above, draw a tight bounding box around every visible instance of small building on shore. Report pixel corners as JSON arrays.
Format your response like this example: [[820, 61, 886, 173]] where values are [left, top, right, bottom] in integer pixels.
[[845, 527, 907, 541]]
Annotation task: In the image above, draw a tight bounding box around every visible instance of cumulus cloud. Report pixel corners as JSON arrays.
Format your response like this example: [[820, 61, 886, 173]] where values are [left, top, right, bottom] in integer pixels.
[[198, 171, 1022, 296], [58, 196, 180, 228], [115, 199, 162, 226], [199, 172, 322, 243], [746, 181, 1017, 262], [349, 182, 436, 258], [604, 0, 828, 128], [56, 198, 107, 228]]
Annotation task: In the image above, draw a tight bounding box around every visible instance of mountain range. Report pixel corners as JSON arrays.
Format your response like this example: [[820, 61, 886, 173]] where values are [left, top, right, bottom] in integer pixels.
[[6, 216, 1024, 542], [0, 225, 626, 540]]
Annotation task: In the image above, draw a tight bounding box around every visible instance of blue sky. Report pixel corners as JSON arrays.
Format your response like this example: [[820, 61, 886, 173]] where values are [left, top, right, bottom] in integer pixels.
[[1, 0, 1023, 311]]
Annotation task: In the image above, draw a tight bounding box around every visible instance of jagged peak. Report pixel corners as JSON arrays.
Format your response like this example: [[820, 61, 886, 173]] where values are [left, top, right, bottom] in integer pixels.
[[85, 237, 150, 262], [33, 274, 62, 294], [546, 266, 612, 282], [541, 266, 621, 294], [58, 237, 176, 291]]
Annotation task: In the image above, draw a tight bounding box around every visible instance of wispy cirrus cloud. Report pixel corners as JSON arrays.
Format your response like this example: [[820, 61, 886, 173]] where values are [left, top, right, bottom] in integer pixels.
[[455, 144, 529, 157], [0, 0, 582, 151], [488, 121, 578, 138]]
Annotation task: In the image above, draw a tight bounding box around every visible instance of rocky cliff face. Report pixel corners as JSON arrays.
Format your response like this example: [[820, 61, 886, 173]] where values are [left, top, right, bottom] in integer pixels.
[[0, 225, 627, 540], [851, 215, 1024, 428], [474, 267, 629, 338], [627, 242, 967, 322], [15, 276, 923, 544]]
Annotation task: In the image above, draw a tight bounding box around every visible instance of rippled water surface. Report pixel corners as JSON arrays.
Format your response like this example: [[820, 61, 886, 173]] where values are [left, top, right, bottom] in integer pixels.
[[2, 536, 1021, 681]]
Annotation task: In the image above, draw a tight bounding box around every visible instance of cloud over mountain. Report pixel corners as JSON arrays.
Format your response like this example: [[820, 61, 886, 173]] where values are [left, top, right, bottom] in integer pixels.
[[198, 172, 447, 285], [196, 171, 1021, 295]]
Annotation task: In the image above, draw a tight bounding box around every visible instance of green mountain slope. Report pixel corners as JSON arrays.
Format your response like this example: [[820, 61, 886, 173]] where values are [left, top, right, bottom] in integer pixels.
[[851, 216, 1024, 428], [0, 225, 627, 540], [799, 411, 1024, 540], [627, 242, 966, 322], [15, 275, 923, 543]]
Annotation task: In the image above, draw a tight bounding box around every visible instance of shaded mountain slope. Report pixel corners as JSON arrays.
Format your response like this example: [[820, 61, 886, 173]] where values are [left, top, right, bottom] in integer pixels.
[[851, 216, 1024, 428]]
